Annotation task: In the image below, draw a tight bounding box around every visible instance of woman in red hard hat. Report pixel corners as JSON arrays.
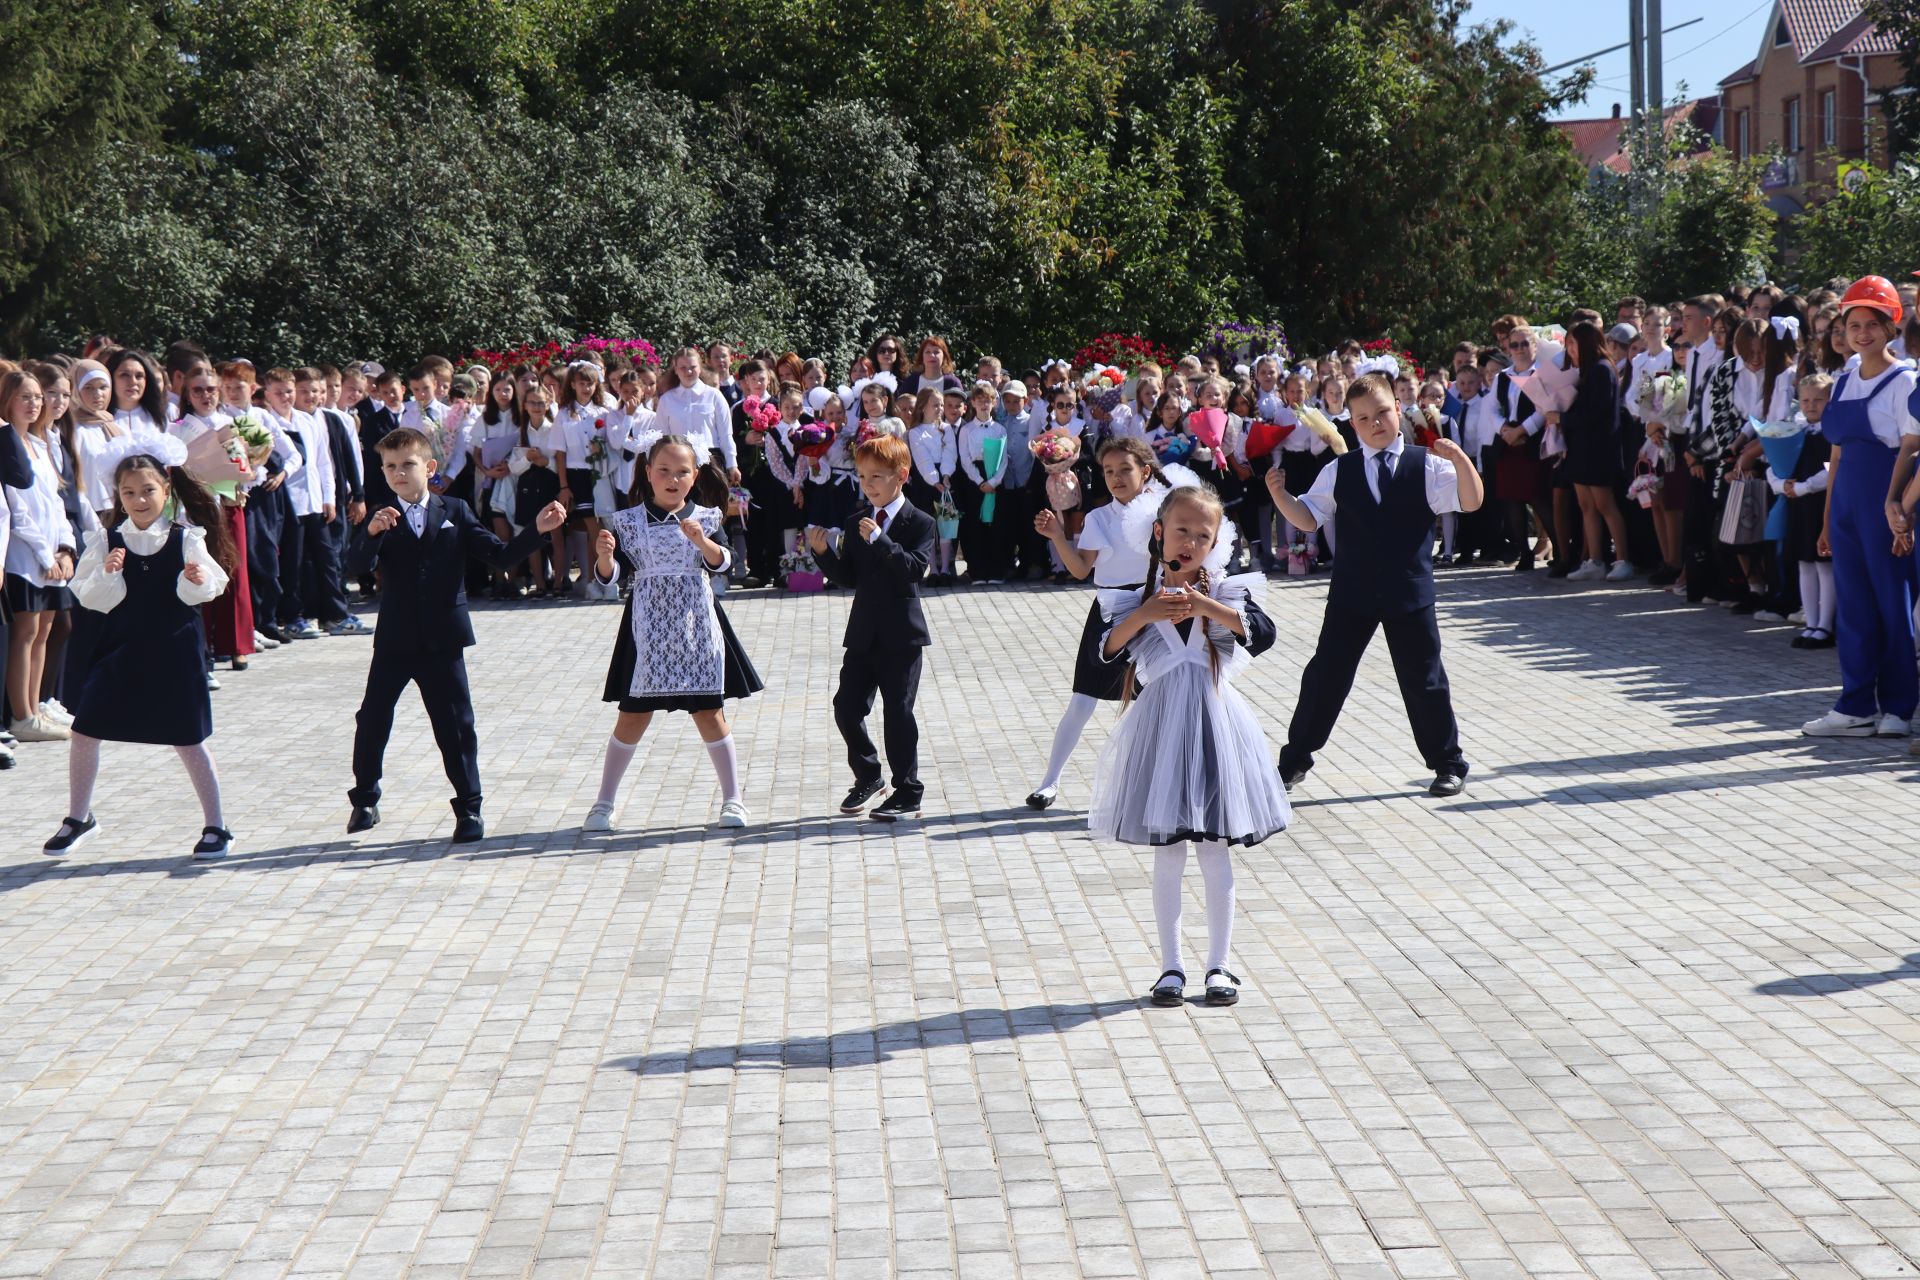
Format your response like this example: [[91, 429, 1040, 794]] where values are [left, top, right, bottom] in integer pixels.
[[1805, 276, 1920, 737]]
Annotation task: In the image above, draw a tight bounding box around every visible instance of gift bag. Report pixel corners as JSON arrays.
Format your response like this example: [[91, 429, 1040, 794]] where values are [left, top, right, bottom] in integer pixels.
[[979, 436, 1005, 523], [1718, 475, 1768, 546]]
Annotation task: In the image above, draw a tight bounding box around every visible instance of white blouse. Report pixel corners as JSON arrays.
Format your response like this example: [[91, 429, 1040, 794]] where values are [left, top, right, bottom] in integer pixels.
[[957, 421, 1009, 486], [4, 432, 77, 586], [907, 423, 955, 487], [1847, 364, 1920, 447], [69, 421, 126, 516], [1074, 490, 1156, 587], [1733, 366, 1797, 426], [653, 383, 737, 471], [71, 517, 228, 612]]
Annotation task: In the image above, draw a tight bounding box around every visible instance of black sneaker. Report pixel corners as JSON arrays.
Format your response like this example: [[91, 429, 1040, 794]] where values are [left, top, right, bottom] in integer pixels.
[[870, 790, 922, 822], [44, 815, 97, 855], [840, 778, 886, 814]]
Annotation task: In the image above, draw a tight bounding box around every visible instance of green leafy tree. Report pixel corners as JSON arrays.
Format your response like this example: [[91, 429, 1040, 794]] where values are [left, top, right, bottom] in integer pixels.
[[1865, 0, 1919, 157], [1790, 162, 1920, 288]]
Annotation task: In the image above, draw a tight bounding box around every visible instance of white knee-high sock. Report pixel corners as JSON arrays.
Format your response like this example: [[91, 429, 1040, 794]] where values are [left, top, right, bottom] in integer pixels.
[[1440, 512, 1457, 557], [1153, 846, 1187, 974], [1037, 693, 1098, 792], [1193, 839, 1235, 973], [596, 735, 637, 807], [706, 734, 741, 803], [175, 743, 225, 827], [1799, 562, 1821, 629], [69, 733, 101, 821], [1813, 561, 1836, 631]]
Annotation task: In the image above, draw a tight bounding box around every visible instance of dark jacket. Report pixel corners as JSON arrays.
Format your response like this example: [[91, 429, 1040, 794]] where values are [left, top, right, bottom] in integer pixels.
[[321, 408, 364, 512], [816, 501, 935, 650], [347, 495, 543, 653]]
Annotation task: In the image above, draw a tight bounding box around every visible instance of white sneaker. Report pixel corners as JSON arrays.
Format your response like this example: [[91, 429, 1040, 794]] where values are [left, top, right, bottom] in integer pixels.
[[1565, 560, 1605, 582], [1877, 715, 1911, 738], [1802, 710, 1878, 737], [254, 629, 280, 650], [1788, 610, 1806, 625], [583, 802, 614, 833], [1753, 609, 1788, 623], [37, 700, 74, 726], [205, 672, 221, 691], [1603, 561, 1635, 582], [10, 714, 70, 742], [718, 800, 749, 828]]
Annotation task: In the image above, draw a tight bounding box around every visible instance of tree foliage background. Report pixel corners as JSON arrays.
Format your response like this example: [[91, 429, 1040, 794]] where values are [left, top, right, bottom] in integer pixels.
[[0, 0, 1827, 369]]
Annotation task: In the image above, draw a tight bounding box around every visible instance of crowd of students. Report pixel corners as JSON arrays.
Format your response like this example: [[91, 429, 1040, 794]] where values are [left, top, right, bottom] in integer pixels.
[[7, 277, 1918, 1002]]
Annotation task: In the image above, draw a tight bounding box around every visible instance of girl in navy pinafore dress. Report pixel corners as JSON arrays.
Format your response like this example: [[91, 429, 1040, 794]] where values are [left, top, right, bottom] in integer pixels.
[[42, 435, 241, 860]]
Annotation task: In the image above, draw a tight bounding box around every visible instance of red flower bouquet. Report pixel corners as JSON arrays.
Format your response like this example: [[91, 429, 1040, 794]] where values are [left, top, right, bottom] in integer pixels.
[[1072, 333, 1172, 375]]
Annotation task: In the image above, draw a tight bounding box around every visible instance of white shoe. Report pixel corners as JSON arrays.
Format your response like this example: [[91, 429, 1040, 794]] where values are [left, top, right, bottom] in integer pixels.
[[1603, 561, 1635, 582], [38, 700, 74, 726], [253, 629, 280, 650], [10, 714, 70, 742], [1802, 710, 1878, 737], [718, 800, 749, 828], [583, 802, 614, 833], [1753, 609, 1788, 623], [1565, 560, 1605, 582], [206, 672, 222, 691], [1877, 715, 1911, 737], [1788, 610, 1806, 625]]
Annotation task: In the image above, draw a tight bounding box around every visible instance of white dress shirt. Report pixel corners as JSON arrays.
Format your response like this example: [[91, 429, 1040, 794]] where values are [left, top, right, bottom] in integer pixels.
[[276, 409, 334, 517], [4, 432, 76, 585], [907, 423, 956, 487], [70, 516, 227, 612], [1844, 364, 1920, 446], [1683, 336, 1724, 438], [1296, 439, 1462, 529], [862, 492, 909, 543], [956, 420, 1009, 486], [653, 383, 738, 471]]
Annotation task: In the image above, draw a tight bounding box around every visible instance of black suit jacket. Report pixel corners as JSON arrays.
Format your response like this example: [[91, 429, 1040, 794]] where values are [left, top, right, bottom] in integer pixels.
[[356, 400, 400, 505], [347, 495, 544, 653], [816, 501, 935, 651], [321, 408, 364, 512]]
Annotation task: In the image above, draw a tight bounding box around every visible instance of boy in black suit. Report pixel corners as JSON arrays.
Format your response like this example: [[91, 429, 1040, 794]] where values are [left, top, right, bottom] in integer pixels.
[[1265, 371, 1485, 798], [808, 434, 936, 822], [346, 427, 567, 842]]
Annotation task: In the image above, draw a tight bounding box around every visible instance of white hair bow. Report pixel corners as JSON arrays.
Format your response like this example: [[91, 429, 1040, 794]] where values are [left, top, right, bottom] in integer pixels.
[[566, 359, 601, 376], [805, 387, 833, 414], [1354, 354, 1400, 380], [1770, 316, 1801, 343], [1041, 358, 1072, 376], [96, 429, 188, 476]]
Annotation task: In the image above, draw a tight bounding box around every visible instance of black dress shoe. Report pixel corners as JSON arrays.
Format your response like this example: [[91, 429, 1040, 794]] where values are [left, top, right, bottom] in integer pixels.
[[869, 789, 922, 822], [452, 811, 485, 843], [1204, 969, 1241, 1006], [1512, 556, 1535, 573], [1149, 969, 1186, 1006], [1025, 788, 1057, 810], [1429, 773, 1465, 797], [840, 778, 886, 814], [347, 804, 380, 834], [1279, 765, 1308, 792]]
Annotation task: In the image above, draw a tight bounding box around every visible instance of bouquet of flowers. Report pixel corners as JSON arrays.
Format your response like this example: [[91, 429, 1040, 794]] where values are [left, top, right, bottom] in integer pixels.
[[1031, 428, 1083, 513], [1203, 319, 1291, 368], [1072, 333, 1173, 375], [1409, 405, 1445, 448], [229, 413, 273, 468], [739, 395, 781, 443], [465, 333, 661, 373], [1648, 370, 1689, 431], [932, 489, 961, 540], [1080, 365, 1126, 413], [791, 419, 837, 458], [1158, 432, 1196, 465]]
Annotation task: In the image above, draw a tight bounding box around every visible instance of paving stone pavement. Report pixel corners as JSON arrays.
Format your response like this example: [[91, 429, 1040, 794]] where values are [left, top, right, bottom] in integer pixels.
[[4, 565, 1920, 1279]]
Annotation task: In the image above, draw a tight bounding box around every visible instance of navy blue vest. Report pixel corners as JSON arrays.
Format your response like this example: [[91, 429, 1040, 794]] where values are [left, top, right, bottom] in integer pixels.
[[1328, 446, 1438, 616]]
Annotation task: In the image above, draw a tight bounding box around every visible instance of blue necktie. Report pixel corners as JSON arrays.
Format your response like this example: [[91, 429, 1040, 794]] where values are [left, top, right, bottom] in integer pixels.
[[1375, 450, 1393, 502]]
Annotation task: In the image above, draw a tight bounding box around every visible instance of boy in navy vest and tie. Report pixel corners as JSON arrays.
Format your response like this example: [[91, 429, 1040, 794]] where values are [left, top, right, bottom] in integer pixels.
[[1265, 370, 1484, 797], [346, 427, 567, 841], [807, 434, 937, 822]]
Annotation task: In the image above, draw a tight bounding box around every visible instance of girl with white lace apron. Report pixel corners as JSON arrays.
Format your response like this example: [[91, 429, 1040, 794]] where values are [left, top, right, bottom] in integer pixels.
[[584, 436, 763, 833], [1090, 484, 1289, 1009]]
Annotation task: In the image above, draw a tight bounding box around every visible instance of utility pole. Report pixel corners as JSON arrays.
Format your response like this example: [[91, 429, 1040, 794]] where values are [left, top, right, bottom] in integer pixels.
[[1628, 0, 1646, 127], [1647, 0, 1664, 125]]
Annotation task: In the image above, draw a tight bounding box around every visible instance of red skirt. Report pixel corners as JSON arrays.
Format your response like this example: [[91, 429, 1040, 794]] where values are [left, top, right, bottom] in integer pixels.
[[1493, 445, 1547, 504], [203, 502, 255, 658]]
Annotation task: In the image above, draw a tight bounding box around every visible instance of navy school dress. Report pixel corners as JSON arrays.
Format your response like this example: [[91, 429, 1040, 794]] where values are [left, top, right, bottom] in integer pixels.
[[71, 526, 213, 746]]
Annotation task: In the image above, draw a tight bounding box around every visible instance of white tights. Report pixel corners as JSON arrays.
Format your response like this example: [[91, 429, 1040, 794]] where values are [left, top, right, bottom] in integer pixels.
[[1153, 839, 1235, 975], [1037, 693, 1099, 793], [68, 734, 224, 828], [1799, 561, 1836, 632]]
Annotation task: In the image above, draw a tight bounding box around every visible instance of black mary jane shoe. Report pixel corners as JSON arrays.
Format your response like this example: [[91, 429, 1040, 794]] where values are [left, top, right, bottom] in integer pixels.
[[1025, 788, 1056, 811], [1149, 970, 1186, 1007], [44, 815, 98, 856], [1204, 969, 1241, 1007], [192, 826, 235, 860]]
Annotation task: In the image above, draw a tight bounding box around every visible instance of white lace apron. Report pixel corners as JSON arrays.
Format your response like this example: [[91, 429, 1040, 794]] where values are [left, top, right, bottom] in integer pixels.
[[615, 504, 725, 697]]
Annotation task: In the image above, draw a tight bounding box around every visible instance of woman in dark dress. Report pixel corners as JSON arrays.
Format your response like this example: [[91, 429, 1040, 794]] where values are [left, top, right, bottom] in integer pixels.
[[1552, 320, 1632, 582]]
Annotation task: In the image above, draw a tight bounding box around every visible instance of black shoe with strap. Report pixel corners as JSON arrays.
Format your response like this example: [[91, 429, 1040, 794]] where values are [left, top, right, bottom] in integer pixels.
[[1204, 969, 1240, 1006], [193, 826, 235, 860], [44, 815, 98, 856], [1149, 969, 1186, 1006]]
